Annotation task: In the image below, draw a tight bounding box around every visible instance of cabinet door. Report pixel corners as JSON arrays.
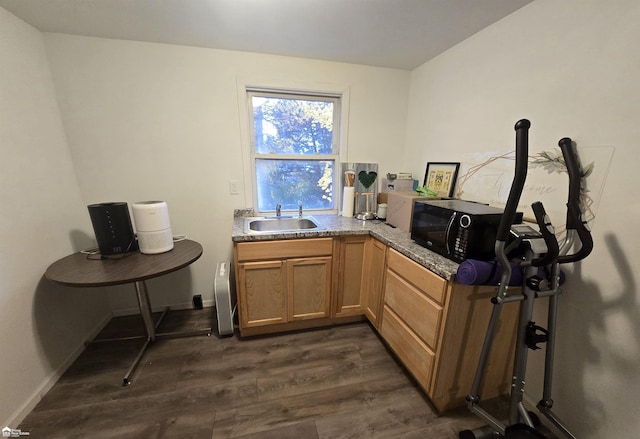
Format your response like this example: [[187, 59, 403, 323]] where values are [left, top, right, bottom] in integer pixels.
[[363, 238, 386, 327], [237, 260, 287, 328], [288, 257, 332, 321], [334, 236, 367, 317]]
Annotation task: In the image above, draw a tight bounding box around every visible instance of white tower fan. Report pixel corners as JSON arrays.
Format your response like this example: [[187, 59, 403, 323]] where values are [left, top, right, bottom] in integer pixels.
[[132, 201, 174, 254]]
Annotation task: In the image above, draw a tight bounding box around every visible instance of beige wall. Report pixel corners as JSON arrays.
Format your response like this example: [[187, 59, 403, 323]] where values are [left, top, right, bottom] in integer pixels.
[[1, 11, 411, 425], [0, 8, 111, 426], [404, 0, 640, 437], [5, 0, 639, 436], [42, 33, 412, 313]]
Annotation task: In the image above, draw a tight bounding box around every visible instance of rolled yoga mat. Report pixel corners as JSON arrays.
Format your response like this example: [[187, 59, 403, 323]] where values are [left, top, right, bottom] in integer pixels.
[[457, 259, 566, 286], [457, 259, 523, 286]]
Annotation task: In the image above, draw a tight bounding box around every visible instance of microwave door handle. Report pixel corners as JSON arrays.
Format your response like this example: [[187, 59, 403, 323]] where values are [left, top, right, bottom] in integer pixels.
[[445, 212, 456, 255]]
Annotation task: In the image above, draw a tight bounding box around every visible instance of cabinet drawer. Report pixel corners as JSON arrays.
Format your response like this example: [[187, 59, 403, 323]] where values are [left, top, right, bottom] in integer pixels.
[[381, 305, 435, 391], [236, 238, 333, 261], [384, 270, 442, 350], [387, 249, 446, 304]]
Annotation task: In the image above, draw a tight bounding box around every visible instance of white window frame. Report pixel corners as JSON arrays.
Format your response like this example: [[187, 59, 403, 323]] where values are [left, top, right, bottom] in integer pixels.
[[236, 79, 350, 216]]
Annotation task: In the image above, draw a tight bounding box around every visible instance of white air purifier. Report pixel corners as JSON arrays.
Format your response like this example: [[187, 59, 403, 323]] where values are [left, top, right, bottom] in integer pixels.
[[132, 201, 174, 254]]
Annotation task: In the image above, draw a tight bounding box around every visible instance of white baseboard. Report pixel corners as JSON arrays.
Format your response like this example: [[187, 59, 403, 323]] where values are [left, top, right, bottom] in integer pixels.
[[8, 301, 214, 428], [5, 311, 113, 429]]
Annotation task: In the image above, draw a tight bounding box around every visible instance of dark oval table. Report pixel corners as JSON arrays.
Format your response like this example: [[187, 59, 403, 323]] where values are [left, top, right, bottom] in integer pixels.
[[45, 239, 211, 385]]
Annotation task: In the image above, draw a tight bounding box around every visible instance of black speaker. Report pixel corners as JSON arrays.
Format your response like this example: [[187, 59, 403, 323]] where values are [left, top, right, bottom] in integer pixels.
[[87, 202, 138, 255]]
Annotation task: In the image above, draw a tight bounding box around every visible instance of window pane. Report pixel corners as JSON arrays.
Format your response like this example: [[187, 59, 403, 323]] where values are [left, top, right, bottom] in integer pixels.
[[256, 159, 334, 211], [252, 96, 334, 155]]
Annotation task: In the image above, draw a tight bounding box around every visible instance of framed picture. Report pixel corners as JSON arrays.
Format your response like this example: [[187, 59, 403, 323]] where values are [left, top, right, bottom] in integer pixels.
[[423, 162, 460, 198]]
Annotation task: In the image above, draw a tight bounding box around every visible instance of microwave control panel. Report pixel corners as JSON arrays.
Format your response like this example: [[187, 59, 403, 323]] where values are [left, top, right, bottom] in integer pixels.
[[453, 214, 471, 260]]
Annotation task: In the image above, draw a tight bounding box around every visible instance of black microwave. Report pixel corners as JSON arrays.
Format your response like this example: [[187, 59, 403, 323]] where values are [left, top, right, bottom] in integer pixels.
[[410, 199, 523, 263]]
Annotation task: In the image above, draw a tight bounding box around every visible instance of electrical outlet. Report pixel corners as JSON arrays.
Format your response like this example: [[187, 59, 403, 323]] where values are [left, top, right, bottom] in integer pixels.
[[229, 179, 240, 195]]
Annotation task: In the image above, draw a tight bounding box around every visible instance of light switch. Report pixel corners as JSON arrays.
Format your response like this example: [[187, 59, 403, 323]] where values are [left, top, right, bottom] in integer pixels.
[[229, 180, 240, 195]]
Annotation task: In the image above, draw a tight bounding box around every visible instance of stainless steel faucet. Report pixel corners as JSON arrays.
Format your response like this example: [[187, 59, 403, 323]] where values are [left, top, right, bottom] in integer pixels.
[[298, 201, 303, 217], [276, 204, 281, 217]]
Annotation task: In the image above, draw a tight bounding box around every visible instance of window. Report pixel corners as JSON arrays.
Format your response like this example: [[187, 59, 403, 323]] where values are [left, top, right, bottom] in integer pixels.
[[248, 89, 340, 214]]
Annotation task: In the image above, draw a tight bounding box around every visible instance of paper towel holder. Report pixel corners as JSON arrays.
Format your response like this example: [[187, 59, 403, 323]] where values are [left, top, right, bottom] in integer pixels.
[[355, 192, 376, 220]]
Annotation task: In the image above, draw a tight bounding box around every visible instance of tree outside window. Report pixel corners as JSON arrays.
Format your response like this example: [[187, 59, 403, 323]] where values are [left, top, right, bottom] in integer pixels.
[[249, 91, 340, 213]]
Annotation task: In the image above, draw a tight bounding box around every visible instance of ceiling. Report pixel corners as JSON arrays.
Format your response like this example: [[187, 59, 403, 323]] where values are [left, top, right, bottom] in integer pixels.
[[0, 0, 534, 70]]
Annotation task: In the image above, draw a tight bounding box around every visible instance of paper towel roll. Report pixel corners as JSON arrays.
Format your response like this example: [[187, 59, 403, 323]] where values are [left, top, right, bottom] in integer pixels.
[[342, 187, 355, 217]]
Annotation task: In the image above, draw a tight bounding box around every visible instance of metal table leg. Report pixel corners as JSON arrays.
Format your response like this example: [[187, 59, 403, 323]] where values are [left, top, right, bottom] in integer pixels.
[[120, 280, 211, 386], [86, 279, 212, 386], [135, 280, 157, 341]]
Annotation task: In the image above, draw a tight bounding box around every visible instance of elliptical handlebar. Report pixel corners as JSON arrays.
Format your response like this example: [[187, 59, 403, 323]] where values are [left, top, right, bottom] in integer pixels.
[[496, 119, 531, 243], [559, 137, 581, 229], [495, 125, 592, 266], [531, 201, 559, 267], [494, 119, 531, 290], [557, 137, 594, 264]]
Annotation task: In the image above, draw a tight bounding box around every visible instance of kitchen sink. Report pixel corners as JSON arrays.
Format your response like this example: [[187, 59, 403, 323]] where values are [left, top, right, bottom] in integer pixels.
[[244, 216, 321, 234]]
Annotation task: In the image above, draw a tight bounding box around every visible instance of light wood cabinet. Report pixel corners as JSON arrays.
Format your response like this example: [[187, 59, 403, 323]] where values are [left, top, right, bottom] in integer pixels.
[[381, 305, 435, 391], [380, 248, 517, 412], [429, 283, 517, 412], [287, 256, 332, 321], [362, 237, 386, 327], [235, 238, 334, 336], [236, 260, 286, 328], [234, 234, 517, 412], [384, 268, 443, 349], [333, 236, 367, 317]]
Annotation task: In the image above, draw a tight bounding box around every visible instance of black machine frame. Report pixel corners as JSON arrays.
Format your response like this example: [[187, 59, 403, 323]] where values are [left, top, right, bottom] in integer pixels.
[[460, 120, 594, 439]]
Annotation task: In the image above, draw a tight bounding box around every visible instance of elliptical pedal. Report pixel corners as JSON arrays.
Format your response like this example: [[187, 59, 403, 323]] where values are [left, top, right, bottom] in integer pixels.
[[505, 424, 547, 438]]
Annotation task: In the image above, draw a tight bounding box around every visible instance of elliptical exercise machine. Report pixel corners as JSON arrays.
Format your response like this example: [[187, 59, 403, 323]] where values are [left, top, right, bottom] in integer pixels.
[[460, 120, 594, 439]]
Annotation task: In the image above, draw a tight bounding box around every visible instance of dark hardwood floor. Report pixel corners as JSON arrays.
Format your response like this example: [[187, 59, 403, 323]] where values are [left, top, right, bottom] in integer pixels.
[[18, 309, 509, 438]]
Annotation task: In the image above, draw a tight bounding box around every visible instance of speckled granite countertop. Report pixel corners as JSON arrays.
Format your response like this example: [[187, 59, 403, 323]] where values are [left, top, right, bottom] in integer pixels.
[[231, 213, 460, 281]]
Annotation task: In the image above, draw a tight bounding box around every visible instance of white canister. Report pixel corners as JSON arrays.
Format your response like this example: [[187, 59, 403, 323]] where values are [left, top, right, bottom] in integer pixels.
[[376, 203, 387, 220], [132, 201, 174, 254]]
